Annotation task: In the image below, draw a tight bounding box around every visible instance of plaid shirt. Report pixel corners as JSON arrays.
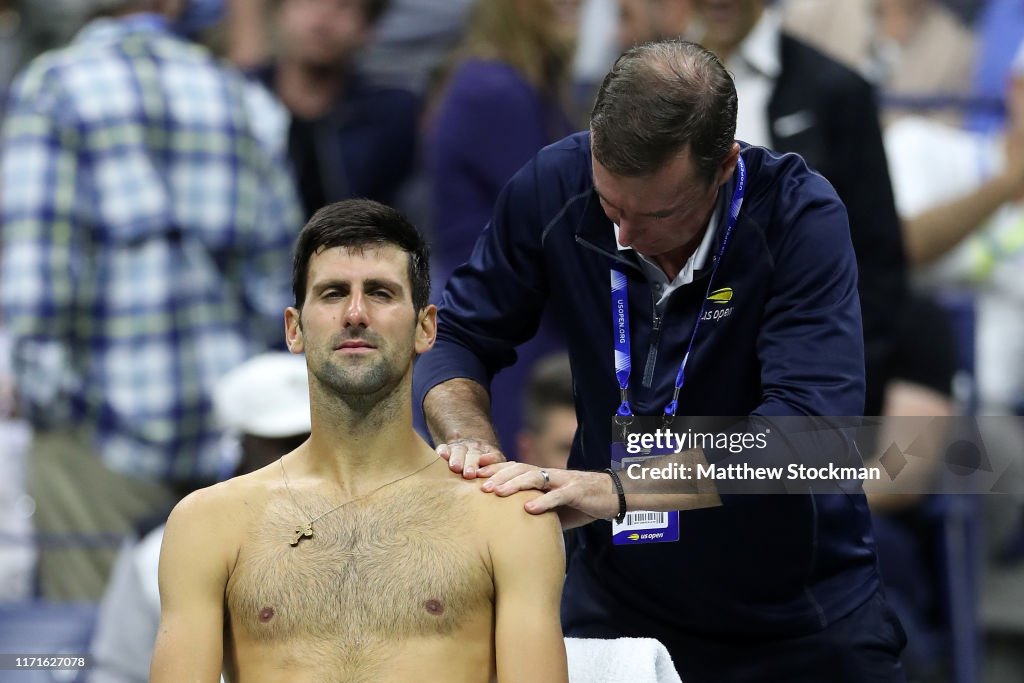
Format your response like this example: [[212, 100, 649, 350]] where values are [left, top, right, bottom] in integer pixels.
[[1, 15, 302, 483]]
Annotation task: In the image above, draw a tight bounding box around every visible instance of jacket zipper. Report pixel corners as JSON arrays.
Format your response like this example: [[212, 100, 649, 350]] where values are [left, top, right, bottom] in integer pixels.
[[642, 291, 662, 388]]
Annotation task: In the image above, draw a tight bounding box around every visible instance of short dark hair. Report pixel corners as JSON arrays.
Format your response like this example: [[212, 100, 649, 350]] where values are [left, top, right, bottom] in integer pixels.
[[523, 353, 575, 433], [292, 199, 431, 312], [590, 39, 737, 184]]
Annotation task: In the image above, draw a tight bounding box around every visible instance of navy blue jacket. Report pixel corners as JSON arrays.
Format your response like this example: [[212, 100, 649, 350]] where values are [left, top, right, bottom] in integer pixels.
[[413, 132, 879, 639]]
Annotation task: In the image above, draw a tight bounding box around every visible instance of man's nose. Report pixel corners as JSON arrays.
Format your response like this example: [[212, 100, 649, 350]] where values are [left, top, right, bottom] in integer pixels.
[[617, 219, 635, 247], [343, 292, 369, 328]]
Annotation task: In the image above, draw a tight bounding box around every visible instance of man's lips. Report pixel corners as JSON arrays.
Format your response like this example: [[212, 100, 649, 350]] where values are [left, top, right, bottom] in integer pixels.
[[335, 340, 376, 351]]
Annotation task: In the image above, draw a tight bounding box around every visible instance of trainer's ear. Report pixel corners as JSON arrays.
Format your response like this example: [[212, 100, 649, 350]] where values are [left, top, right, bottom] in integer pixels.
[[415, 304, 437, 355], [285, 307, 304, 354], [717, 142, 741, 188]]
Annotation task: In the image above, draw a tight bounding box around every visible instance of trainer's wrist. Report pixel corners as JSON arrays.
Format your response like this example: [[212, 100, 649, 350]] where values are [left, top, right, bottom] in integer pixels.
[[604, 468, 628, 523]]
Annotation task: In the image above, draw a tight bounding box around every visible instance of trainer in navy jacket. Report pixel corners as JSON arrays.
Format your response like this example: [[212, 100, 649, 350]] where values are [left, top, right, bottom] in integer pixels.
[[413, 126, 896, 646]]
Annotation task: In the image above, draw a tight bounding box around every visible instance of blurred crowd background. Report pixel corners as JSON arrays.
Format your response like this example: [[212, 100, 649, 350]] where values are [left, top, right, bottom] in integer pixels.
[[2, 1, 1024, 682]]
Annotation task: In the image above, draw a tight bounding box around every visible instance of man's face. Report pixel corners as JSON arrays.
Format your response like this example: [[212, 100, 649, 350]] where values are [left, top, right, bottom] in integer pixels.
[[692, 0, 762, 52], [278, 0, 371, 69], [518, 406, 577, 470], [617, 0, 692, 51], [285, 245, 435, 402], [592, 149, 729, 259]]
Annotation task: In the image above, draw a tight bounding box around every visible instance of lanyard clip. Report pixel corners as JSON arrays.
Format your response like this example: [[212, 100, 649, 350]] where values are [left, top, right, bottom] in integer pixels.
[[614, 413, 634, 441], [616, 387, 632, 418], [663, 385, 682, 426]]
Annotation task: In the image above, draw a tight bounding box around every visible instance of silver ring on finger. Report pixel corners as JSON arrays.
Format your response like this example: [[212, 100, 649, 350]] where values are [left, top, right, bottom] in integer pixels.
[[539, 469, 550, 491]]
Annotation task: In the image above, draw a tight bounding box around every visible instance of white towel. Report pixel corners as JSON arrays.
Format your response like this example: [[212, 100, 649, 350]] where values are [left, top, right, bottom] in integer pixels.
[[565, 637, 683, 683]]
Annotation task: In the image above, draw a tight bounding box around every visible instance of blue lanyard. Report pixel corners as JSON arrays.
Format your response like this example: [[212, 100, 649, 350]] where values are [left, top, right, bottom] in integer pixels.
[[611, 154, 747, 418]]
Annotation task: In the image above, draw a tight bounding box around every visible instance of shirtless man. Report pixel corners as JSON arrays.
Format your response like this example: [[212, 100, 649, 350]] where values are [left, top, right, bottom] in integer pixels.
[[150, 200, 568, 683]]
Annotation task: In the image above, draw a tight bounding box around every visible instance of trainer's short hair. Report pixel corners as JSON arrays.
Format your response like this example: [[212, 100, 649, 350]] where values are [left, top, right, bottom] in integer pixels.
[[590, 39, 737, 184]]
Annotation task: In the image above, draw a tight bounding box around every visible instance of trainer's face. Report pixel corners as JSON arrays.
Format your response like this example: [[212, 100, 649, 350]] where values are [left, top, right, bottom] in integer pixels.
[[592, 145, 738, 259], [286, 245, 435, 399]]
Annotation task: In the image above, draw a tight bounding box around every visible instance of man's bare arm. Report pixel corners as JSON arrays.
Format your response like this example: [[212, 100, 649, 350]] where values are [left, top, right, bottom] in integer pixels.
[[424, 378, 505, 476], [904, 173, 1020, 265], [150, 489, 233, 683], [904, 127, 1024, 265], [489, 492, 568, 683]]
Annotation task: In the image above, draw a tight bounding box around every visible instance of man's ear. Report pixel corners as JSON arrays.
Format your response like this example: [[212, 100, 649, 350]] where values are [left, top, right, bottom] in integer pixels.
[[717, 142, 741, 188], [285, 307, 304, 353], [415, 304, 437, 355]]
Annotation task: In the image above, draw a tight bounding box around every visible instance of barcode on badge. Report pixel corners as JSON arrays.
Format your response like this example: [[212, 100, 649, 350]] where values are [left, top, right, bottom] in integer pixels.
[[613, 510, 668, 533]]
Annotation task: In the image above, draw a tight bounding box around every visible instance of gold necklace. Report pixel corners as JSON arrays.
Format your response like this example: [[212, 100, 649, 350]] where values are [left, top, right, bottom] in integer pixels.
[[280, 454, 439, 547]]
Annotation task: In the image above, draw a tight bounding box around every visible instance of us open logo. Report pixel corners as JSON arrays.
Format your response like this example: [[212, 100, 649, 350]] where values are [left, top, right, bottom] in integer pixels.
[[701, 287, 734, 322]]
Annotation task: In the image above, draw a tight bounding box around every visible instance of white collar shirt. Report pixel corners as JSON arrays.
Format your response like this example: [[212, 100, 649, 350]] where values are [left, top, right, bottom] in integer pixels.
[[614, 206, 720, 313]]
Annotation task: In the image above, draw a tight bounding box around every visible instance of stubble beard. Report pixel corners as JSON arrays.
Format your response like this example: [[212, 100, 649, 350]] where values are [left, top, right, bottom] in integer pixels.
[[316, 352, 393, 408]]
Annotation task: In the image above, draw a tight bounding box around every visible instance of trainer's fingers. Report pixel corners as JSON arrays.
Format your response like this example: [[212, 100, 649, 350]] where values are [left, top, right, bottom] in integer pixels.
[[462, 448, 483, 478], [476, 449, 506, 469], [478, 461, 520, 484], [481, 463, 533, 492], [446, 443, 468, 473], [436, 443, 452, 461], [524, 489, 565, 515], [492, 468, 549, 496]]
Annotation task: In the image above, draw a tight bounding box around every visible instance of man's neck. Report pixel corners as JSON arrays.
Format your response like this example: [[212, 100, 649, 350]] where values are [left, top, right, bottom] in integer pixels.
[[302, 380, 432, 497], [276, 58, 347, 120]]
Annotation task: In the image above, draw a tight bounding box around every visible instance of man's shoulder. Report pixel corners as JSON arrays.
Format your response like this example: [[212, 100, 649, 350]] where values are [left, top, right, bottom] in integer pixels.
[[743, 143, 837, 199], [515, 131, 591, 192], [740, 144, 848, 241], [9, 42, 85, 101], [474, 487, 560, 535], [169, 468, 276, 535], [472, 487, 563, 572]]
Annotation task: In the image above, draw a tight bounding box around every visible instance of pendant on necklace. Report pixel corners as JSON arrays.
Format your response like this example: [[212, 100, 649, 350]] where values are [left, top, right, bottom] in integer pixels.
[[290, 523, 313, 547]]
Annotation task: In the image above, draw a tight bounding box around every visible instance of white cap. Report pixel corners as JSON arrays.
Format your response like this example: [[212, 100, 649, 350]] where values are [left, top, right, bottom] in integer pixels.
[[214, 353, 311, 438]]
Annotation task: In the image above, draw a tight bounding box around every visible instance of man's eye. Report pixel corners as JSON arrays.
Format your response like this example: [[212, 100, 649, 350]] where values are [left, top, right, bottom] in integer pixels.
[[371, 290, 393, 299]]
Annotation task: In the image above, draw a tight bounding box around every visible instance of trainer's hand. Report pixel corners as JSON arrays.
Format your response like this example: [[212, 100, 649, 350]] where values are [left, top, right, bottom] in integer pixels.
[[478, 462, 618, 522], [436, 438, 506, 479]]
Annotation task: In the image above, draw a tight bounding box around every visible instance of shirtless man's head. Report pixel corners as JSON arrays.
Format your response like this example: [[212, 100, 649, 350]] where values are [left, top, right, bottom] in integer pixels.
[[285, 200, 435, 420], [152, 200, 568, 683]]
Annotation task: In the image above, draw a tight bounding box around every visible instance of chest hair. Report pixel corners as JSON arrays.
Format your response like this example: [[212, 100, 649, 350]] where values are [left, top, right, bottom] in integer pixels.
[[226, 484, 493, 653]]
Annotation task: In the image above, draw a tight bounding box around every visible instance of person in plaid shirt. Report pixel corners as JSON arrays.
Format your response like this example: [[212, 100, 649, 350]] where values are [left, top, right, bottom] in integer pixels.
[[0, 0, 302, 600]]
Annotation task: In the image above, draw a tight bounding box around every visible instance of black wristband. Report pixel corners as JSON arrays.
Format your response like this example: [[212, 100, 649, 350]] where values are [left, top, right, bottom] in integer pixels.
[[604, 468, 627, 524]]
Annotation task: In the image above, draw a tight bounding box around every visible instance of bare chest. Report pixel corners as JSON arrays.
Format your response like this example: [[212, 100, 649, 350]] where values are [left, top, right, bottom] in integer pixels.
[[226, 487, 493, 647]]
